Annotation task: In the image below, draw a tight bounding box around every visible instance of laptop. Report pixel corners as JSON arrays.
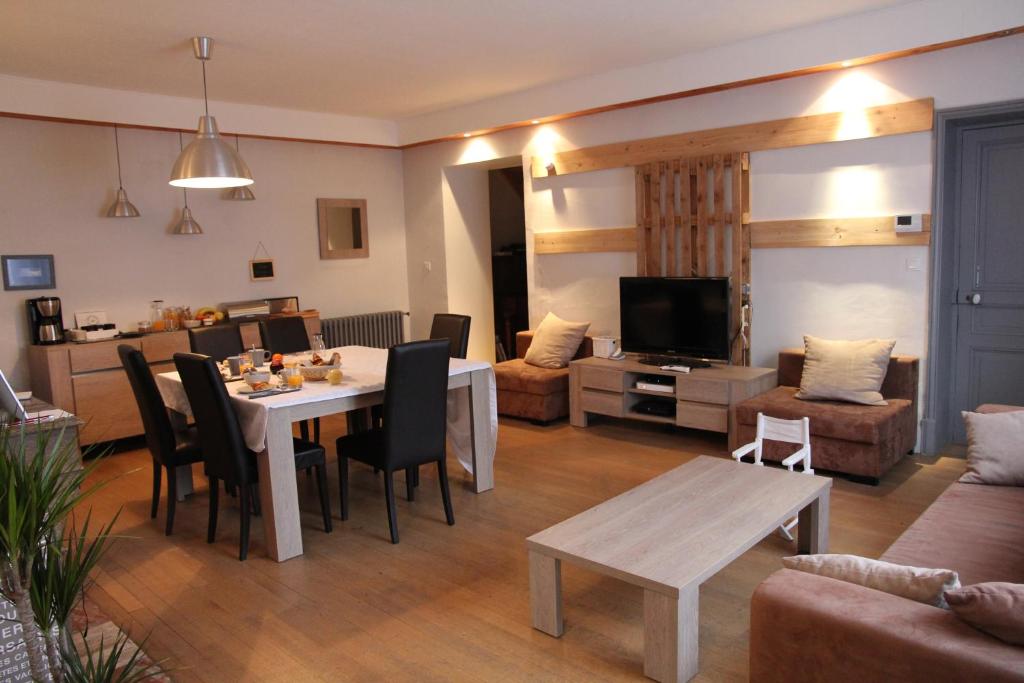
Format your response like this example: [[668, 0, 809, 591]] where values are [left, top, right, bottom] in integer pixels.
[[0, 369, 27, 421]]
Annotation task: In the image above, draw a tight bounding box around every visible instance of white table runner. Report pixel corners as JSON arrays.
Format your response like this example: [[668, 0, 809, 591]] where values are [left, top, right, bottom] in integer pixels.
[[155, 345, 497, 475]]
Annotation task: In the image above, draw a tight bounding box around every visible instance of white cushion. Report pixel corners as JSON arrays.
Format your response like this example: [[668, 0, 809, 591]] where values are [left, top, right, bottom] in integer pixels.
[[523, 313, 590, 369], [960, 409, 1024, 485], [783, 554, 960, 608], [795, 335, 896, 406]]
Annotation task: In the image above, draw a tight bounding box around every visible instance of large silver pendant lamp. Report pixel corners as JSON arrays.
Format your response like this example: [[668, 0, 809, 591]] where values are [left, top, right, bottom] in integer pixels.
[[169, 36, 253, 189], [224, 136, 256, 200], [173, 132, 204, 235], [106, 125, 141, 217]]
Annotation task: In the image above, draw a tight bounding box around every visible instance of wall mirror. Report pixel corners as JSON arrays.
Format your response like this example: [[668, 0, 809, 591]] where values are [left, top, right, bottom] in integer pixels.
[[317, 198, 369, 259]]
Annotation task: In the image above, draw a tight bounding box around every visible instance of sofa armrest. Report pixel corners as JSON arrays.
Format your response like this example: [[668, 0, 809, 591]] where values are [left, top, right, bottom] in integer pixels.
[[751, 569, 1024, 683]]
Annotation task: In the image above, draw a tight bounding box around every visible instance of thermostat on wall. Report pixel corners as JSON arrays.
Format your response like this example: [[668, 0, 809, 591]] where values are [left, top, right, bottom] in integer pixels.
[[894, 214, 923, 233]]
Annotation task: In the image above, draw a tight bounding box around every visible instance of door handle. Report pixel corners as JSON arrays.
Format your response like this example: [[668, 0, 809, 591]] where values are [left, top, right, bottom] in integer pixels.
[[965, 293, 982, 305]]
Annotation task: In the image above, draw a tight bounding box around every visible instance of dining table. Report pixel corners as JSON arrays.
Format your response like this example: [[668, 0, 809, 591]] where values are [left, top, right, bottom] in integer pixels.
[[155, 345, 498, 562]]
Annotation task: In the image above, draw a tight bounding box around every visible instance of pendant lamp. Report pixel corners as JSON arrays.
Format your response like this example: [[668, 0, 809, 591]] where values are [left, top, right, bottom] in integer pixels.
[[224, 136, 256, 200], [169, 36, 253, 189], [106, 125, 141, 217], [173, 132, 204, 235]]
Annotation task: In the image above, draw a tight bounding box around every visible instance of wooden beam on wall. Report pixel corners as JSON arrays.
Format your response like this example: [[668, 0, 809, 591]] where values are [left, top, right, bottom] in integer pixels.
[[750, 214, 932, 248], [531, 98, 934, 178], [534, 228, 637, 254]]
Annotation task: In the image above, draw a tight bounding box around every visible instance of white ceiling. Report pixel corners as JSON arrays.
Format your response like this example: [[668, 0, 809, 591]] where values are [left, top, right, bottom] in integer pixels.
[[1, 0, 910, 121]]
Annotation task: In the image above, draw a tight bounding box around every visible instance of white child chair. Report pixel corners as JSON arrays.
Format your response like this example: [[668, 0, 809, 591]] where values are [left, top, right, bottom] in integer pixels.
[[732, 412, 814, 541]]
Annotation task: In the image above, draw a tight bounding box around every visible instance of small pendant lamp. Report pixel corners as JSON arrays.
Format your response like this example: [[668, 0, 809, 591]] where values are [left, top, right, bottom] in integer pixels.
[[169, 36, 254, 189], [106, 125, 141, 217], [173, 132, 204, 235], [224, 136, 256, 200]]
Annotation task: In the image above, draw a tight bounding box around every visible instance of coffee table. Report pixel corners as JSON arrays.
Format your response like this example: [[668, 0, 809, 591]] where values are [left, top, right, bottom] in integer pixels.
[[526, 455, 830, 682]]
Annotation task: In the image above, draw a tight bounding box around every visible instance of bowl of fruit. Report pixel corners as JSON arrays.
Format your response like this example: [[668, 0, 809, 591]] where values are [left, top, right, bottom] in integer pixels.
[[298, 351, 342, 381]]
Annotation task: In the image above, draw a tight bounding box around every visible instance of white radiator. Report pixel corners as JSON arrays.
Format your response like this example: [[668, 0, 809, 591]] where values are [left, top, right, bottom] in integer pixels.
[[321, 310, 406, 349]]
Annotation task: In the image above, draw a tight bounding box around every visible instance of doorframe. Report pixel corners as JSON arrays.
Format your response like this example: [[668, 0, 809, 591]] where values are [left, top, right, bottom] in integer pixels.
[[922, 98, 1024, 454]]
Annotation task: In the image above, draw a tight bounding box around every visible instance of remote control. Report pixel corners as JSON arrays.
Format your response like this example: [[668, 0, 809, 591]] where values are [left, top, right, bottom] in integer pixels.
[[659, 365, 691, 373]]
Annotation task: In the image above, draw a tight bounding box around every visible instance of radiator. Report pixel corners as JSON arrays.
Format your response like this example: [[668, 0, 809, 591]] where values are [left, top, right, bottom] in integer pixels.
[[321, 310, 406, 349]]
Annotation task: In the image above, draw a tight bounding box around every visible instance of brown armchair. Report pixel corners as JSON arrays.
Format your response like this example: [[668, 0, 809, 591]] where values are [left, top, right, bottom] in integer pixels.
[[494, 331, 593, 424], [734, 348, 919, 482]]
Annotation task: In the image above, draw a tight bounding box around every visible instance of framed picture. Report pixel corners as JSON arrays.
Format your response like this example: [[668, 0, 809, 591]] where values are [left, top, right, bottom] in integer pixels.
[[249, 258, 275, 281], [2, 254, 55, 291]]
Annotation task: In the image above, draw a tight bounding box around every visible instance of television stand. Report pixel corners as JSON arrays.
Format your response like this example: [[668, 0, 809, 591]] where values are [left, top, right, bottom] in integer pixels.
[[637, 354, 713, 369], [569, 356, 777, 450]]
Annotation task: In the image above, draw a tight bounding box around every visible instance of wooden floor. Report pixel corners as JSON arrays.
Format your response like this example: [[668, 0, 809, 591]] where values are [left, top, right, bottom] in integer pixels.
[[81, 415, 964, 682]]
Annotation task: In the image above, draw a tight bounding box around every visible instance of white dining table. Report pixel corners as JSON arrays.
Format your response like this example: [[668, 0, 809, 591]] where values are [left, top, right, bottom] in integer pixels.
[[155, 346, 497, 562]]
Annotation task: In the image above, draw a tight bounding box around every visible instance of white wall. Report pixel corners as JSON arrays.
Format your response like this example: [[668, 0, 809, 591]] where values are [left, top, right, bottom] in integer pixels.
[[1, 117, 409, 389], [403, 34, 1024, 380]]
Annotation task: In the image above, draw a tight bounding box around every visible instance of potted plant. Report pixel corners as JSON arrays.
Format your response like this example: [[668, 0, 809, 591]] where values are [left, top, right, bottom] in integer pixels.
[[0, 421, 165, 682]]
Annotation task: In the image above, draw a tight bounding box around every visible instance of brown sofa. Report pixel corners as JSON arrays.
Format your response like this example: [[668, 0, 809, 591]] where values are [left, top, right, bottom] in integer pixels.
[[749, 404, 1024, 683], [494, 331, 592, 423], [735, 349, 918, 482]]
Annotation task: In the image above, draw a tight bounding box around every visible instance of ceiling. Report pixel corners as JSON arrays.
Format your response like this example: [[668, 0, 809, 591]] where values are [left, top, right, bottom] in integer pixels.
[[1, 0, 910, 121]]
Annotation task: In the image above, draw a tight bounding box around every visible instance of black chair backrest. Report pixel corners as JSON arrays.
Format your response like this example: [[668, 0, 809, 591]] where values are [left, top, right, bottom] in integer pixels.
[[188, 324, 244, 362], [259, 317, 310, 355], [429, 313, 471, 359], [173, 352, 254, 485], [118, 345, 175, 464], [382, 339, 451, 470]]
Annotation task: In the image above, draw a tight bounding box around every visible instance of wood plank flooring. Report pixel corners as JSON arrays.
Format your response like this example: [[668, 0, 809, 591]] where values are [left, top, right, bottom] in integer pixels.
[[79, 416, 963, 682]]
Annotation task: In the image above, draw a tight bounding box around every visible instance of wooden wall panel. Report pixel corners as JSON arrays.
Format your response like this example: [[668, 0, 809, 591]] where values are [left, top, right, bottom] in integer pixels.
[[533, 228, 638, 254], [531, 98, 934, 178], [634, 154, 750, 364], [750, 214, 932, 248]]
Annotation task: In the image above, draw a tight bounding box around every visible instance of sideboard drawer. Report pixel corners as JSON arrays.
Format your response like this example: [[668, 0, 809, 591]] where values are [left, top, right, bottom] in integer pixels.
[[72, 369, 143, 444], [676, 401, 728, 432], [580, 390, 624, 418], [676, 377, 730, 405], [579, 366, 625, 393], [69, 339, 140, 373]]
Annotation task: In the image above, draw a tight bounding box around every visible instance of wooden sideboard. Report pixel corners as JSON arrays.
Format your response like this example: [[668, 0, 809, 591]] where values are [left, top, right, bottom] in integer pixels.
[[569, 356, 777, 449], [26, 312, 321, 446], [28, 331, 189, 445]]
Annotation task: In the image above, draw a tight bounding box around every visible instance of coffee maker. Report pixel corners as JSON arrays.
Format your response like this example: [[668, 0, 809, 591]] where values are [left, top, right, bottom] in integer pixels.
[[27, 296, 65, 345]]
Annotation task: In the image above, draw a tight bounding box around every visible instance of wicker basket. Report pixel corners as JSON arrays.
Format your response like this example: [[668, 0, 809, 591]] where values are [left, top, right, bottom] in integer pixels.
[[298, 364, 341, 381]]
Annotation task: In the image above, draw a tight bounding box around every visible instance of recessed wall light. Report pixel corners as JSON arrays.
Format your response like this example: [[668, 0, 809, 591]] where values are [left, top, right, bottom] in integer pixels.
[[841, 60, 853, 68], [531, 120, 541, 125], [463, 132, 472, 138]]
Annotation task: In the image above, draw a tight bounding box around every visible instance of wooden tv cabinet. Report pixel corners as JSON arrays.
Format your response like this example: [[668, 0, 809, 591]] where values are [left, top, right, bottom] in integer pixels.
[[569, 356, 777, 449]]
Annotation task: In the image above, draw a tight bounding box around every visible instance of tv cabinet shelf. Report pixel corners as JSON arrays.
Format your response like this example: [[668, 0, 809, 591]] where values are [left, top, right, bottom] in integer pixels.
[[569, 356, 777, 449]]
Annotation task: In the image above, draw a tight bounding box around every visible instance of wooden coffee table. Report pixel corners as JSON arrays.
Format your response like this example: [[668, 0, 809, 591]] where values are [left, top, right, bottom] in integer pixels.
[[526, 455, 830, 682]]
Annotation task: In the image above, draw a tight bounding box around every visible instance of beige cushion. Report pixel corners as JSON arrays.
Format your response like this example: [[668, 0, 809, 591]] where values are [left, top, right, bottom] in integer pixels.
[[945, 582, 1024, 645], [523, 313, 590, 369], [782, 554, 960, 608], [795, 335, 896, 406], [959, 410, 1024, 485]]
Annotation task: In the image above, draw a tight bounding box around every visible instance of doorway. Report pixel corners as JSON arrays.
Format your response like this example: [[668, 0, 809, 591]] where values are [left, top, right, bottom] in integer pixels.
[[924, 100, 1024, 451], [489, 166, 528, 361]]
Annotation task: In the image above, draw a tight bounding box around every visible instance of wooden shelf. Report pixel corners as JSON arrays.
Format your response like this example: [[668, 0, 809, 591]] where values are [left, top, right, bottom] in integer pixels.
[[625, 411, 677, 425], [627, 387, 677, 398]]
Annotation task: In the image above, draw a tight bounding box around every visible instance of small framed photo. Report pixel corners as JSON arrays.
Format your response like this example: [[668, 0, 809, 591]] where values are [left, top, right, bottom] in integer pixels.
[[249, 258, 275, 281], [2, 255, 55, 291]]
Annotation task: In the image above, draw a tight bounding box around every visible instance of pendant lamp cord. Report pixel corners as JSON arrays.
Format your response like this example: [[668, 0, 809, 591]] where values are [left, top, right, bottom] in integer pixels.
[[201, 60, 209, 117], [114, 125, 124, 188]]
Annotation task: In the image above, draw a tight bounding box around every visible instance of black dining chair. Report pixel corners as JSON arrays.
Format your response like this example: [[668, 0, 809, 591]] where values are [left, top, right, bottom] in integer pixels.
[[336, 339, 453, 544], [258, 317, 312, 355], [118, 345, 204, 536], [187, 324, 244, 363], [173, 352, 332, 560], [258, 316, 320, 444], [429, 313, 471, 359]]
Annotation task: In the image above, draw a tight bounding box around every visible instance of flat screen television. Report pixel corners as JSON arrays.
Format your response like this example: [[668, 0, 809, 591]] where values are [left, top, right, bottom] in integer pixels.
[[619, 277, 730, 362]]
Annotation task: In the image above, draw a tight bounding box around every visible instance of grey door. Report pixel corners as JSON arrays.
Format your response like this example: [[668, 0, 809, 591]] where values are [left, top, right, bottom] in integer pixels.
[[951, 122, 1024, 442]]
